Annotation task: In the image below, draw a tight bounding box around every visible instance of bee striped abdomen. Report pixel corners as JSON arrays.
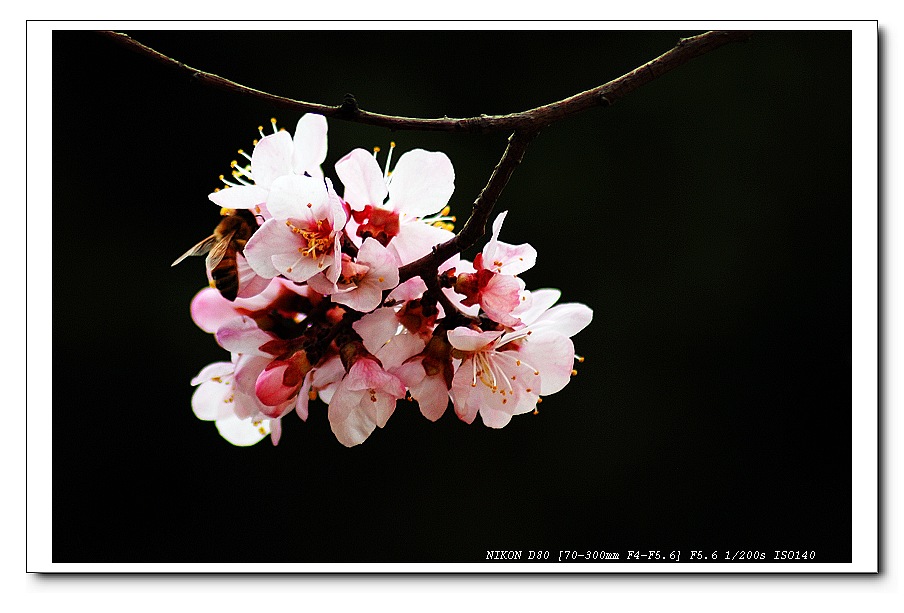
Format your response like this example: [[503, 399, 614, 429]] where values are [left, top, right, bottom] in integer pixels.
[[211, 246, 240, 301]]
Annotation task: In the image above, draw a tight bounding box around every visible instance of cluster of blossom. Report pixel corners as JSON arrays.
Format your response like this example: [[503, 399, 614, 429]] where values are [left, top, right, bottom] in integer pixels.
[[183, 114, 592, 447]]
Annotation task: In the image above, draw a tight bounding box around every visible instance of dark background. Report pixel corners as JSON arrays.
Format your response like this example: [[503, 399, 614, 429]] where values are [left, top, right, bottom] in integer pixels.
[[51, 29, 853, 564]]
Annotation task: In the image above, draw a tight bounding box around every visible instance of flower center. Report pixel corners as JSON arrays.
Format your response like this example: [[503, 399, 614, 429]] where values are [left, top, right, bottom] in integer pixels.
[[351, 205, 401, 247], [338, 255, 371, 285], [286, 219, 333, 259]]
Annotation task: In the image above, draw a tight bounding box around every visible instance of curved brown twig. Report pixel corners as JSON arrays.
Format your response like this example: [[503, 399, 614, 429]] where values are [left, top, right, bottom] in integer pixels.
[[99, 30, 751, 134], [102, 30, 751, 306]]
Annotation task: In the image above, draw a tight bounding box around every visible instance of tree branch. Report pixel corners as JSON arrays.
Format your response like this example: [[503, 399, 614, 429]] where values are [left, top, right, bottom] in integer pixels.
[[398, 129, 540, 284], [104, 30, 751, 309], [98, 30, 751, 134]]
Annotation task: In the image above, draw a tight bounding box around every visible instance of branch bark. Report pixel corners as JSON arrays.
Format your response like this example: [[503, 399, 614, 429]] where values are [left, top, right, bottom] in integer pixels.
[[99, 30, 751, 134], [102, 30, 751, 307]]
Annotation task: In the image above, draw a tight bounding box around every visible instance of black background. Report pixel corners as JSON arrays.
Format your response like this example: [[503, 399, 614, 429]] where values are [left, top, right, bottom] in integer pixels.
[[50, 29, 853, 564]]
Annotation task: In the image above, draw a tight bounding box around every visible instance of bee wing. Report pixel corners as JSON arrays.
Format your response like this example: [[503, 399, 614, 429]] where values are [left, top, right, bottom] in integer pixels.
[[171, 235, 218, 267], [205, 230, 237, 271]]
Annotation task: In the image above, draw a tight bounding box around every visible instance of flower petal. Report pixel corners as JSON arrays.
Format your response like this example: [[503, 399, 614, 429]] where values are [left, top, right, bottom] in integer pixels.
[[447, 327, 502, 352], [517, 334, 576, 396], [529, 303, 594, 339], [267, 174, 328, 221], [214, 413, 270, 446], [292, 113, 328, 176], [250, 131, 294, 189], [208, 185, 269, 210], [390, 221, 454, 266], [328, 386, 376, 447], [190, 287, 238, 333], [215, 316, 274, 357], [387, 149, 454, 217], [335, 148, 388, 211], [242, 219, 287, 279]]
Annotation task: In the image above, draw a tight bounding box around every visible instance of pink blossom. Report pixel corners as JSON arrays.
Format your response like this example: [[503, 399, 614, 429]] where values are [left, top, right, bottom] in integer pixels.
[[242, 175, 348, 283], [451, 211, 535, 327], [191, 356, 293, 446], [208, 114, 329, 215], [393, 335, 455, 422], [447, 293, 592, 427], [328, 355, 406, 447], [335, 145, 456, 265], [307, 237, 400, 312]]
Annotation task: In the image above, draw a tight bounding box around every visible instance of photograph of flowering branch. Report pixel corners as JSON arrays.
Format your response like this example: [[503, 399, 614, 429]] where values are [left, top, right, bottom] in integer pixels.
[[46, 26, 865, 569]]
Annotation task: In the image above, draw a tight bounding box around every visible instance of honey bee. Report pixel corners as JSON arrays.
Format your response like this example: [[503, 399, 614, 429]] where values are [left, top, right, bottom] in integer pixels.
[[171, 208, 258, 301]]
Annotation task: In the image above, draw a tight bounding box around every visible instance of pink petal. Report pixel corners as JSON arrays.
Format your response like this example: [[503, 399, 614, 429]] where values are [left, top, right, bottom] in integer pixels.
[[250, 131, 294, 189], [390, 221, 454, 266], [450, 363, 479, 424], [485, 241, 537, 276], [270, 248, 329, 284], [480, 406, 514, 429], [411, 372, 450, 422], [292, 113, 328, 176], [330, 280, 383, 313], [242, 219, 287, 279], [255, 362, 298, 407], [269, 418, 283, 446], [190, 287, 238, 333], [306, 271, 340, 295], [235, 253, 271, 299], [328, 385, 377, 446], [295, 370, 314, 421], [215, 316, 274, 357], [529, 303, 594, 339], [208, 185, 269, 210], [375, 332, 426, 371], [517, 335, 576, 396], [446, 327, 502, 352], [387, 149, 455, 217], [335, 148, 388, 211], [479, 274, 522, 324], [354, 308, 402, 355], [267, 174, 328, 221], [388, 277, 427, 302]]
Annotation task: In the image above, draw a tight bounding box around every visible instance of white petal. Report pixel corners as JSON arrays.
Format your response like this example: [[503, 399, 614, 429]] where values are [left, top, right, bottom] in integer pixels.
[[530, 303, 594, 339], [192, 379, 234, 421], [386, 149, 455, 217], [518, 335, 576, 396], [267, 174, 328, 221], [191, 361, 234, 386], [328, 385, 377, 447], [292, 113, 328, 175], [375, 333, 425, 371], [215, 414, 270, 446], [390, 222, 454, 266], [208, 185, 269, 210], [354, 307, 402, 355], [215, 316, 274, 357], [513, 289, 561, 325], [242, 219, 287, 279], [447, 327, 502, 352], [250, 131, 294, 188], [335, 148, 388, 211]]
